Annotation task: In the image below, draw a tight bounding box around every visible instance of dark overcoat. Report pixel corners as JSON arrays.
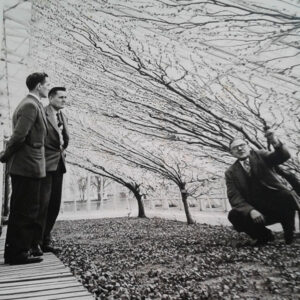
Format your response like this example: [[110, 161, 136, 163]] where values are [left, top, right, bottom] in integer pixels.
[[2, 95, 48, 178], [225, 144, 299, 216]]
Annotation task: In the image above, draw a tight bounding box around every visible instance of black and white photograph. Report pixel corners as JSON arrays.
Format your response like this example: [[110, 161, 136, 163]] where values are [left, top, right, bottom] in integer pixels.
[[0, 0, 299, 299]]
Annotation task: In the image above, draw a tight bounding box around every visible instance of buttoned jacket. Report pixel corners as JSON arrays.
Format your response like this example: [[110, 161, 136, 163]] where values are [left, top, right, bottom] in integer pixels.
[[44, 105, 69, 173]]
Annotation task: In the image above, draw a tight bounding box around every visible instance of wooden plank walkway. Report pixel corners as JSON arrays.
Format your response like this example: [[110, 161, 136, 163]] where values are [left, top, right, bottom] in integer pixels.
[[0, 227, 94, 300]]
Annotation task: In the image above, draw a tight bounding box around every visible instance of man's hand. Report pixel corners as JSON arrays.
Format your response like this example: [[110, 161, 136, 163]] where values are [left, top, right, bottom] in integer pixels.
[[250, 209, 265, 224], [264, 130, 281, 148], [0, 151, 5, 163]]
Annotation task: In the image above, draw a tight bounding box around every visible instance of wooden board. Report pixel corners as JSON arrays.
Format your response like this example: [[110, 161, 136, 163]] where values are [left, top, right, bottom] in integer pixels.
[[0, 226, 94, 299]]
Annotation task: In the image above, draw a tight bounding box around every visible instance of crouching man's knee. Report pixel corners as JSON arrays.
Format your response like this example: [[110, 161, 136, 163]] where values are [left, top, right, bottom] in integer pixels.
[[228, 209, 243, 223], [228, 209, 248, 232]]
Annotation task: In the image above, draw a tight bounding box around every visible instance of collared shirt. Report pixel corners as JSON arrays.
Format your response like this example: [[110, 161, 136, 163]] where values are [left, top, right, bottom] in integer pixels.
[[240, 158, 251, 174], [28, 92, 42, 103], [49, 105, 64, 147]]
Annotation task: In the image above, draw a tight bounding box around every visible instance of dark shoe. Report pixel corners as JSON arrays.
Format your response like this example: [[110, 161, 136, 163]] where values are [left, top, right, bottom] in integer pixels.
[[235, 239, 258, 248], [252, 239, 269, 247], [284, 230, 294, 245], [31, 245, 43, 257], [8, 252, 43, 265], [254, 231, 275, 246], [10, 256, 43, 265], [236, 232, 275, 248], [265, 231, 275, 243], [42, 245, 61, 254], [4, 257, 11, 264]]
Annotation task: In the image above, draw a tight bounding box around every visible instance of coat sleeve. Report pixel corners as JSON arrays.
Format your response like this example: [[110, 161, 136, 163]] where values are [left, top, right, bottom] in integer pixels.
[[261, 142, 291, 167], [225, 169, 254, 216], [1, 102, 38, 162]]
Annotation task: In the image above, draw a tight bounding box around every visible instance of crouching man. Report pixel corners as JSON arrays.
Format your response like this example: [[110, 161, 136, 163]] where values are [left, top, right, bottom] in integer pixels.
[[225, 131, 297, 246]]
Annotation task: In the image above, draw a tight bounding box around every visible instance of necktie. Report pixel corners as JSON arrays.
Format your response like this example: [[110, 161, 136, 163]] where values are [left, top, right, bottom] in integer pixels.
[[56, 112, 63, 127], [56, 112, 64, 147], [242, 159, 251, 174]]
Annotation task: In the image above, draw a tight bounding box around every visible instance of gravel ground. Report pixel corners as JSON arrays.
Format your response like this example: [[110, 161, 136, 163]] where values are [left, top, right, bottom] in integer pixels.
[[52, 217, 300, 300]]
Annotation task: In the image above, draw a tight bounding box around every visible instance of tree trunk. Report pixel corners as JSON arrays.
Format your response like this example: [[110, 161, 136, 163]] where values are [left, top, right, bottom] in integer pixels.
[[96, 190, 101, 210], [135, 192, 147, 218], [181, 191, 195, 225]]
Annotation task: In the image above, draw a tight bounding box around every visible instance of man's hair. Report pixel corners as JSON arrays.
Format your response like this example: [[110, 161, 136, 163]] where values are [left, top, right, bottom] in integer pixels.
[[48, 87, 66, 98], [26, 72, 48, 91], [228, 137, 247, 149]]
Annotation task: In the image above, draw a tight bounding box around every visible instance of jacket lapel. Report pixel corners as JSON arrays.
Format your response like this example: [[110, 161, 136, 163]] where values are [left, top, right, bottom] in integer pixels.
[[232, 160, 250, 196], [45, 105, 60, 135], [61, 112, 69, 135], [60, 112, 70, 149]]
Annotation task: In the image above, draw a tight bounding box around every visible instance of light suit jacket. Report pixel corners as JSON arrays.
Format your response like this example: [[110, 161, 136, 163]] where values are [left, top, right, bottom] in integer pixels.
[[44, 105, 69, 173]]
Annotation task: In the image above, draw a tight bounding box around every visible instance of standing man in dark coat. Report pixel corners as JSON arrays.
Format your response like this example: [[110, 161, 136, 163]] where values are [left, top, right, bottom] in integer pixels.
[[225, 131, 297, 246], [0, 72, 50, 264], [40, 87, 69, 253]]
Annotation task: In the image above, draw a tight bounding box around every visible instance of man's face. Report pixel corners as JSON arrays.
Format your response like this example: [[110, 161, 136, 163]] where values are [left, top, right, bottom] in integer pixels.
[[49, 90, 67, 110], [38, 77, 50, 98], [230, 139, 250, 160]]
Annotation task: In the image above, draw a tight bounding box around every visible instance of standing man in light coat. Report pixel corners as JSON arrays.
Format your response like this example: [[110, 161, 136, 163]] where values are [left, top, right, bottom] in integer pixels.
[[0, 72, 50, 265], [37, 87, 69, 253]]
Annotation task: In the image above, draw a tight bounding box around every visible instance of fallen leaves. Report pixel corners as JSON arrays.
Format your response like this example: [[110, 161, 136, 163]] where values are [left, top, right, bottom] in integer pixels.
[[52, 218, 300, 299]]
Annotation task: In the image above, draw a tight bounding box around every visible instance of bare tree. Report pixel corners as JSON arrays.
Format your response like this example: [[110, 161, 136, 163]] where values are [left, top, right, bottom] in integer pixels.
[[78, 176, 87, 202], [32, 0, 299, 166], [68, 149, 151, 218], [91, 175, 111, 209], [30, 0, 299, 211], [75, 119, 219, 224]]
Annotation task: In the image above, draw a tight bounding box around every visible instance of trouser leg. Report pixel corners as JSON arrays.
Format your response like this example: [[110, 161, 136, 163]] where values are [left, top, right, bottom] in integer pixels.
[[278, 191, 296, 234], [32, 174, 52, 247], [43, 172, 63, 246], [4, 175, 42, 260], [228, 209, 273, 241], [263, 190, 296, 242]]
